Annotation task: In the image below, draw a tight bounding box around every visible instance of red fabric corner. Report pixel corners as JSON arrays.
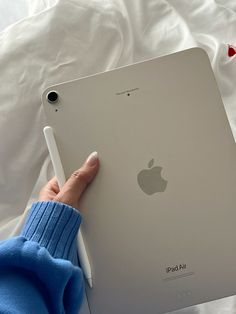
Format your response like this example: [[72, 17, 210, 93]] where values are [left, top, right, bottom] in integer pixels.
[[228, 44, 236, 57]]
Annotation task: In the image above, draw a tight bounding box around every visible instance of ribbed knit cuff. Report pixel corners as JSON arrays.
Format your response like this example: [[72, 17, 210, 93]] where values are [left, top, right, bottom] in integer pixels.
[[21, 201, 82, 265]]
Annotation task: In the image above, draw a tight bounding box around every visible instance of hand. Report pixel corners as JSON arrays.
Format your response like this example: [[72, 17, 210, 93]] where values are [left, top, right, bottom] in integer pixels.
[[39, 152, 99, 210]]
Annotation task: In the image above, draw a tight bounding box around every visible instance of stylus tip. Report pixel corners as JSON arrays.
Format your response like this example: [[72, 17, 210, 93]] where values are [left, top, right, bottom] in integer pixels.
[[87, 278, 93, 288]]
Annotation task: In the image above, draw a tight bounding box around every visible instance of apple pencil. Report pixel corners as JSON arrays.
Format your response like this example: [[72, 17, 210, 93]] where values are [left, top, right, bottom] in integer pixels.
[[43, 126, 93, 288]]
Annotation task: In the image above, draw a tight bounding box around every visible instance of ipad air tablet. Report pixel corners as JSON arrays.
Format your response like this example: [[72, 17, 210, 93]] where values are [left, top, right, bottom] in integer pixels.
[[42, 48, 236, 314]]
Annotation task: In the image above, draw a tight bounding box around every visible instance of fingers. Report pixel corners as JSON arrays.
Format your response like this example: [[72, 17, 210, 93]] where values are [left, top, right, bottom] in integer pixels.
[[54, 152, 99, 209], [63, 152, 99, 199], [39, 176, 60, 201], [47, 177, 60, 194]]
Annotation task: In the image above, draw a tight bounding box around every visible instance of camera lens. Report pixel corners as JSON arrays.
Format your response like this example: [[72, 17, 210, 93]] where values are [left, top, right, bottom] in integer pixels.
[[47, 91, 59, 104]]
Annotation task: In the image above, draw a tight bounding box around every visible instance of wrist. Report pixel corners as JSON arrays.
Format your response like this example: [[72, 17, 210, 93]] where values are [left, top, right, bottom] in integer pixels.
[[21, 201, 82, 265]]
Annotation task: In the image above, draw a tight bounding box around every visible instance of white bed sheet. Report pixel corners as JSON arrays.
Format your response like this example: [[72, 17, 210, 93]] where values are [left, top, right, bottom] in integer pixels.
[[0, 0, 236, 313]]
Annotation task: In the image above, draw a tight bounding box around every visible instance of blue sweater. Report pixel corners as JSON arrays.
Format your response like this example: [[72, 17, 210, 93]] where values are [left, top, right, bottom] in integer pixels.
[[0, 201, 84, 314]]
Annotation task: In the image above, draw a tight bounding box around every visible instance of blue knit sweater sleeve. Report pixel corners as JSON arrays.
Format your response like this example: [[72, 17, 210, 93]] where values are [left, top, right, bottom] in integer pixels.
[[0, 201, 84, 314]]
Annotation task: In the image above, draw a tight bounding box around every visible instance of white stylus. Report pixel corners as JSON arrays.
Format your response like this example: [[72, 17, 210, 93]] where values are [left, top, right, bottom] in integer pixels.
[[43, 126, 93, 288]]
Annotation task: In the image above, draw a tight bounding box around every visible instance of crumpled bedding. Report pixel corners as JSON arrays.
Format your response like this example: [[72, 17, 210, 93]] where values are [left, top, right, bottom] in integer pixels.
[[0, 0, 235, 313]]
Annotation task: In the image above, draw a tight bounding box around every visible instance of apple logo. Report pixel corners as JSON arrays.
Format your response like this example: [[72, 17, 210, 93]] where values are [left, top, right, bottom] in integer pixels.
[[137, 158, 167, 195]]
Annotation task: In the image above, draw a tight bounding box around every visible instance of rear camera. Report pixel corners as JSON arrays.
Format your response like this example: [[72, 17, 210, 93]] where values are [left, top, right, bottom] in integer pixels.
[[47, 91, 59, 104]]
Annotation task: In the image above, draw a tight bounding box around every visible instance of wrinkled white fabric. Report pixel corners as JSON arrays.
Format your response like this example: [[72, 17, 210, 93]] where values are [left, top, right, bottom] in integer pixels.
[[0, 0, 235, 313]]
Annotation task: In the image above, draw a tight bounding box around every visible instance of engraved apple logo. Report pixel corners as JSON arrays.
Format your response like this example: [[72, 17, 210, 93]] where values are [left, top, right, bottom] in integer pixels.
[[137, 159, 167, 195]]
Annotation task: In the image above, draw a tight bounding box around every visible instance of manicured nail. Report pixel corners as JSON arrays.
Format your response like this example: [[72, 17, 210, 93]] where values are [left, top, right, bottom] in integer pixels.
[[86, 151, 98, 166]]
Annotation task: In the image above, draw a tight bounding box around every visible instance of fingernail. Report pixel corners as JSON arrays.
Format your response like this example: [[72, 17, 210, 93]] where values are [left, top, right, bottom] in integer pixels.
[[86, 151, 98, 166]]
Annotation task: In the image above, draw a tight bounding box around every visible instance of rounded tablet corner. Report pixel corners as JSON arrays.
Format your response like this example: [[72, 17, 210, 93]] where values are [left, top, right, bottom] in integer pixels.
[[191, 46, 209, 60], [41, 88, 49, 104]]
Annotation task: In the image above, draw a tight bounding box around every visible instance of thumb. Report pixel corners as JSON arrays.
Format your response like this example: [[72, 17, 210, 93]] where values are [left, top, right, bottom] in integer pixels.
[[54, 152, 99, 209]]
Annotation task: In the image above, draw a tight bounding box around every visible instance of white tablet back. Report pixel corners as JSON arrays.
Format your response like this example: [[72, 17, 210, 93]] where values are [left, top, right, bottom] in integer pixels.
[[42, 48, 236, 314]]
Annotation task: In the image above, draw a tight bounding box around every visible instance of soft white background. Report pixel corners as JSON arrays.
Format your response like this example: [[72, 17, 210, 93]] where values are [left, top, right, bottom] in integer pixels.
[[0, 0, 236, 313]]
